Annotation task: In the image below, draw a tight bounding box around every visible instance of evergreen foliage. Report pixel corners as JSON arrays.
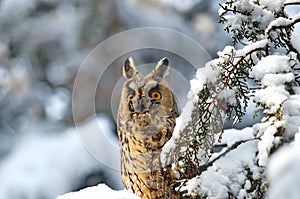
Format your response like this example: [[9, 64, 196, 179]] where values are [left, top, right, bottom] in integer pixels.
[[162, 1, 300, 198]]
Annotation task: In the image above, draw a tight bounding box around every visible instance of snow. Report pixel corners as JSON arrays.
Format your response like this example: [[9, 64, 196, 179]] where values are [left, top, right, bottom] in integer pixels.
[[284, 95, 300, 116], [283, 94, 300, 138], [160, 100, 192, 165], [285, 0, 300, 3], [179, 127, 259, 198], [266, 12, 300, 35], [249, 54, 295, 114], [160, 134, 176, 166], [219, 127, 253, 147], [265, 17, 291, 34], [161, 61, 220, 166], [56, 184, 140, 199], [257, 125, 278, 166], [195, 61, 220, 85], [260, 0, 284, 12], [291, 32, 300, 54], [254, 86, 289, 113], [261, 73, 294, 86], [216, 39, 268, 67], [220, 0, 275, 41], [249, 55, 292, 80], [190, 62, 220, 96], [253, 93, 300, 167], [235, 39, 268, 58], [0, 115, 122, 199], [266, 131, 300, 199], [162, 31, 299, 199], [217, 89, 236, 107], [161, 0, 300, 198]]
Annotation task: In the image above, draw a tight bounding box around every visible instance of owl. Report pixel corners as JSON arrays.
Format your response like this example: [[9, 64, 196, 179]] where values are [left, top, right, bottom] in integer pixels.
[[117, 57, 182, 199]]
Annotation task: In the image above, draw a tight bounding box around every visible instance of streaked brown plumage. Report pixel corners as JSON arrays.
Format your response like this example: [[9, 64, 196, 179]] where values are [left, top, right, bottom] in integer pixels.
[[117, 57, 181, 199]]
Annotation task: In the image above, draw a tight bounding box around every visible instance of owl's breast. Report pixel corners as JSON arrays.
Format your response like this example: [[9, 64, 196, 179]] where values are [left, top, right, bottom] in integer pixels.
[[118, 106, 174, 152], [132, 112, 151, 127]]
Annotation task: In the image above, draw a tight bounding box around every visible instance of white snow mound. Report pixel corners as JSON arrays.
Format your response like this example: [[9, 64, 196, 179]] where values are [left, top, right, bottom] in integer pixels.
[[56, 184, 141, 199]]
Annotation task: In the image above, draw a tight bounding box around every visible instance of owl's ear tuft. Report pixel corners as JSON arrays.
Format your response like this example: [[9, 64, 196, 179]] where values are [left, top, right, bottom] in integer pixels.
[[154, 57, 170, 78], [123, 57, 137, 79]]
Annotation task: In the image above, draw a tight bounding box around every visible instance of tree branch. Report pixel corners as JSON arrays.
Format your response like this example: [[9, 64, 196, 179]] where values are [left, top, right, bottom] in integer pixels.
[[265, 15, 300, 37], [198, 138, 258, 173], [284, 1, 300, 6]]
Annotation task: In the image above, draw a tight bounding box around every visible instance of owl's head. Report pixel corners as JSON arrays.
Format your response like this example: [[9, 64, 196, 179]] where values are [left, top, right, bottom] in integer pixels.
[[119, 57, 178, 127]]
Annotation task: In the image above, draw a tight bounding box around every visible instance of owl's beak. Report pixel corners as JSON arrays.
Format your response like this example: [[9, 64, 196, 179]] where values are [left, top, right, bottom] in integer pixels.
[[138, 99, 146, 113]]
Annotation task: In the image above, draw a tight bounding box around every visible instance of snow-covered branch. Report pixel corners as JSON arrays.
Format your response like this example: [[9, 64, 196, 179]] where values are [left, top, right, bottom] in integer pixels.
[[162, 1, 300, 198], [284, 0, 300, 6], [265, 13, 300, 36]]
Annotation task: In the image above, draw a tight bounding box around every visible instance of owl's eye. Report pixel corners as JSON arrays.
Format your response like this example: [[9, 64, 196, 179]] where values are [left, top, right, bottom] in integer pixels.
[[149, 90, 161, 100], [127, 93, 135, 101]]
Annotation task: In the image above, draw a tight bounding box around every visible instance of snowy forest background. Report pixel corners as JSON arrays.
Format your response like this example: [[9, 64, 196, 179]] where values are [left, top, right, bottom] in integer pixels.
[[1, 0, 300, 199]]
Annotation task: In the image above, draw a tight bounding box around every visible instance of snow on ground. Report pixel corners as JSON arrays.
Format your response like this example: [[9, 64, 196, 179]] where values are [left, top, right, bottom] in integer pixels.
[[56, 184, 140, 199], [0, 115, 122, 199]]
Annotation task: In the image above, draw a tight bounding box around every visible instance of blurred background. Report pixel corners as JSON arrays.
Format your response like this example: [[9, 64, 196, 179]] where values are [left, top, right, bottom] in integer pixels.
[[0, 0, 232, 198]]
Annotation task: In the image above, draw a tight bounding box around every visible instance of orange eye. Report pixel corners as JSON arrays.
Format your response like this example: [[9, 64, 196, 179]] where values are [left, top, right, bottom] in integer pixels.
[[150, 91, 161, 100], [127, 93, 135, 100]]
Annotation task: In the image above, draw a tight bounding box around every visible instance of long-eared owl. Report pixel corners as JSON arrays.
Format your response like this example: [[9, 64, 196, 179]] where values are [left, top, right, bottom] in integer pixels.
[[117, 57, 181, 199]]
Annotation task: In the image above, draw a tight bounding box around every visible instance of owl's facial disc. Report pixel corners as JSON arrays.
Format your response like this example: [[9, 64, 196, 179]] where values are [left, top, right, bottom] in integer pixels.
[[130, 96, 151, 127], [126, 84, 163, 127], [128, 85, 161, 113], [138, 98, 146, 113], [129, 88, 150, 115]]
